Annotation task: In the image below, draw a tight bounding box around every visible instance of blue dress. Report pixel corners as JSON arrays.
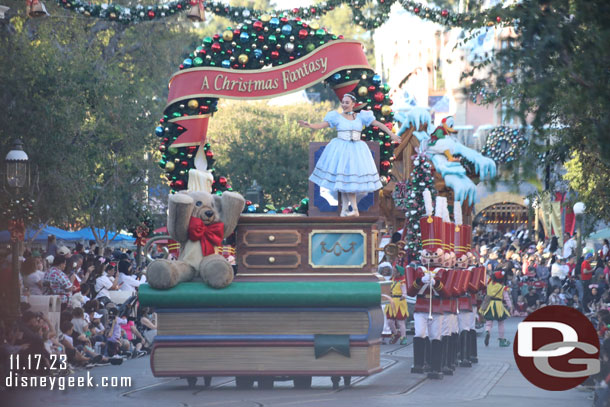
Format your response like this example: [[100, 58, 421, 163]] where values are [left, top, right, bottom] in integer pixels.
[[309, 110, 382, 193]]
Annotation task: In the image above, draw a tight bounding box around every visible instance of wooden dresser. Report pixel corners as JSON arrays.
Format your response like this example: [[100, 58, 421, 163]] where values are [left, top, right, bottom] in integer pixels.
[[234, 215, 382, 282]]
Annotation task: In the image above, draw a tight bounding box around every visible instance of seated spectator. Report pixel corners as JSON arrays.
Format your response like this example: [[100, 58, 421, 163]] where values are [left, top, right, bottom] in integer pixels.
[[119, 317, 148, 357], [104, 306, 128, 357], [58, 321, 102, 367], [43, 254, 76, 306], [568, 294, 582, 312], [21, 257, 45, 295], [17, 311, 52, 372], [513, 295, 528, 317], [584, 285, 603, 314], [117, 260, 143, 292], [547, 286, 563, 306], [95, 262, 121, 304], [524, 287, 541, 314], [138, 307, 157, 344]]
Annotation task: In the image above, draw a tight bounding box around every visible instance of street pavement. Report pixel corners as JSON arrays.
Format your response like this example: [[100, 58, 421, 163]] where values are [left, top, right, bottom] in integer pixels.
[[3, 317, 593, 407]]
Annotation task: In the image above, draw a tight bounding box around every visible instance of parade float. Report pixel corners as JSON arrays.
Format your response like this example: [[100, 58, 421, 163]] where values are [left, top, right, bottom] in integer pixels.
[[138, 13, 497, 388]]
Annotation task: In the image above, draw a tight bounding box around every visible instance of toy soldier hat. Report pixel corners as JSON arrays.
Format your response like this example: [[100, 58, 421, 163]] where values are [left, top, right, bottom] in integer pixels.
[[493, 270, 505, 280], [420, 215, 443, 252]]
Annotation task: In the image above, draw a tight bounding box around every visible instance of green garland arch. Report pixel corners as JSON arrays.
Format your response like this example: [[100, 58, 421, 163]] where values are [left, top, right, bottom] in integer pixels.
[[155, 16, 396, 195]]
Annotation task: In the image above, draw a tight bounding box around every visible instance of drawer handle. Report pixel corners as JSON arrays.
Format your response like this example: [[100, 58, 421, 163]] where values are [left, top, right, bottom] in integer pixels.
[[268, 235, 276, 242], [268, 257, 276, 264]]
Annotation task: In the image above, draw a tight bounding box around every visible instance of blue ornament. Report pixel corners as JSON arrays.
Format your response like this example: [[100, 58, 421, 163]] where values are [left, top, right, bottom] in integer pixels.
[[240, 32, 250, 43], [281, 24, 292, 35], [372, 74, 381, 85], [155, 126, 164, 137], [247, 204, 257, 213], [182, 58, 193, 68], [332, 73, 342, 81], [269, 17, 279, 28], [267, 210, 277, 214], [222, 60, 231, 68], [254, 49, 263, 59]]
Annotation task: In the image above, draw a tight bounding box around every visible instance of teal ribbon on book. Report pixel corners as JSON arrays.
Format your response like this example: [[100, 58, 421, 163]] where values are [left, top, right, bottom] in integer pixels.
[[314, 334, 351, 359]]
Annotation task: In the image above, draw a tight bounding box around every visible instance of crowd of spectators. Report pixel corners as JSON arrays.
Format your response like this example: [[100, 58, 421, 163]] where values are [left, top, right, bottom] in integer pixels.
[[0, 236, 157, 386], [474, 228, 609, 406]]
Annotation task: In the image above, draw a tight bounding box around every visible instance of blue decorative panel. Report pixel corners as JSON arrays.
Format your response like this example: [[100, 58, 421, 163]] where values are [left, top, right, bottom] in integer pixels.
[[309, 231, 367, 268]]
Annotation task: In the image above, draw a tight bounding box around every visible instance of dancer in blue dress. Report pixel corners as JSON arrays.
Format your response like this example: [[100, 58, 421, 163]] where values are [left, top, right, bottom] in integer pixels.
[[298, 93, 399, 216]]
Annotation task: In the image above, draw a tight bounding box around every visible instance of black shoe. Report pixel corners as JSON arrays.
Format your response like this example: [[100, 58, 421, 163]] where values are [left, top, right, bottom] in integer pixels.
[[411, 366, 425, 374], [427, 371, 444, 380], [484, 331, 490, 347]]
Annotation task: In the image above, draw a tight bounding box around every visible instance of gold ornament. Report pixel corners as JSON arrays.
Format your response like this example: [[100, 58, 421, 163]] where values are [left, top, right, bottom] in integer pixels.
[[310, 22, 320, 30], [260, 14, 271, 22], [187, 99, 199, 109], [358, 86, 368, 97], [238, 54, 249, 64], [222, 30, 234, 41], [381, 105, 392, 116], [165, 162, 176, 172]]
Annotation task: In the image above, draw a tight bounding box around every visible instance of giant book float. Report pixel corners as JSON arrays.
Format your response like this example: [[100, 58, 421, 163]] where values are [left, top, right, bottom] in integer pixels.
[[141, 278, 384, 388]]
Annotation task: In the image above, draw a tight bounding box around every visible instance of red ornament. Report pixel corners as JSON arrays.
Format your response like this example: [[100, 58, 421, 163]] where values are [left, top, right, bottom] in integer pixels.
[[175, 180, 185, 189], [257, 35, 264, 42], [384, 142, 391, 148], [190, 0, 197, 5], [181, 160, 189, 167], [233, 29, 241, 37], [282, 208, 292, 214], [187, 146, 197, 153], [338, 35, 344, 39], [159, 145, 166, 152], [213, 34, 220, 40], [211, 42, 221, 52], [270, 50, 280, 59], [373, 104, 382, 111], [298, 29, 308, 39], [253, 21, 263, 31], [380, 160, 391, 171], [245, 200, 252, 206], [206, 150, 214, 158], [414, 7, 420, 14], [368, 85, 376, 92], [441, 9, 448, 17], [386, 122, 393, 130], [200, 105, 210, 113], [373, 91, 384, 102], [496, 16, 502, 22], [147, 10, 155, 19], [219, 176, 228, 186], [292, 8, 298, 13]]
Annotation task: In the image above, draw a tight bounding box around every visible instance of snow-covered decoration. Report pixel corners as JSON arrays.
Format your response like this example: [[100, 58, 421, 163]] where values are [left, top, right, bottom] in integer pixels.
[[423, 189, 433, 217], [397, 107, 433, 143]]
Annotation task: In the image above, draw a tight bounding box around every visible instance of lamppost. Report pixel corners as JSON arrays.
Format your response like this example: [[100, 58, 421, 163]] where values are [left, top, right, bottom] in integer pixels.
[[523, 197, 532, 240], [573, 202, 586, 260], [4, 139, 29, 324]]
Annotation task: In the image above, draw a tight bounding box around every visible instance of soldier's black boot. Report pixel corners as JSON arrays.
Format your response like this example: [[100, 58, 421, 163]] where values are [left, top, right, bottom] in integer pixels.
[[459, 330, 472, 367], [411, 337, 425, 374], [427, 339, 444, 380], [441, 335, 453, 375], [423, 337, 432, 373], [449, 333, 458, 371], [469, 329, 479, 363]]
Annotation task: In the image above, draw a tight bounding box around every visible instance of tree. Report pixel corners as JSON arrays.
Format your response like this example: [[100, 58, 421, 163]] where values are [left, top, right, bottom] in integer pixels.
[[564, 151, 610, 223], [465, 0, 610, 221], [206, 100, 334, 207]]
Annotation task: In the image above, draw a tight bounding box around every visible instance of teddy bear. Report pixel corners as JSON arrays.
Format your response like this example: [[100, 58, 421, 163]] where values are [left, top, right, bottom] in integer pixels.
[[147, 190, 245, 289]]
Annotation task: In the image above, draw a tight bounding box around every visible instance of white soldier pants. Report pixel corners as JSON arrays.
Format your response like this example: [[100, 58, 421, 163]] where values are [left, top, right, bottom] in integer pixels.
[[414, 312, 442, 340], [442, 312, 459, 335], [458, 311, 475, 333]]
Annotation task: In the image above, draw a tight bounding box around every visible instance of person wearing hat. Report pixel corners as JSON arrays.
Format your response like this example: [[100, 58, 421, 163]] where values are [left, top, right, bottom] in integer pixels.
[[480, 270, 513, 347], [384, 265, 408, 345], [299, 92, 399, 217], [57, 245, 72, 258]]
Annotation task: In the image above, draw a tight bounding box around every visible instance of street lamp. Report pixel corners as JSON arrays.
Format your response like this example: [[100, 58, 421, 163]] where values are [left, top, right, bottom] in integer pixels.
[[523, 197, 533, 240], [4, 139, 30, 324], [573, 202, 585, 260]]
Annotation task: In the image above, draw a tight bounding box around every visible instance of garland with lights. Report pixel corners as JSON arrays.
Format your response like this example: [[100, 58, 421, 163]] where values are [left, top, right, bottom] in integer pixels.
[[51, 0, 513, 30], [156, 16, 396, 195], [2, 195, 36, 223], [396, 149, 436, 254], [481, 126, 528, 164], [243, 198, 309, 215]]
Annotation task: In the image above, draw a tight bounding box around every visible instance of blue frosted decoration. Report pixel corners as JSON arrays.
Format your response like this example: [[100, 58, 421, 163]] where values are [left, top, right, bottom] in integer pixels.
[[155, 126, 164, 137], [269, 17, 279, 28], [253, 49, 263, 59], [182, 58, 193, 68], [222, 60, 231, 68], [247, 204, 257, 213], [332, 73, 342, 82], [240, 32, 250, 43], [372, 74, 381, 85], [267, 210, 277, 214], [281, 24, 293, 35]]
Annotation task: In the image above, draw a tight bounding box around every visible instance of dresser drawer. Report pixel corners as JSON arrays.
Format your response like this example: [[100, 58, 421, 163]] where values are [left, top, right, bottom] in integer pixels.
[[241, 251, 301, 269], [242, 230, 301, 247]]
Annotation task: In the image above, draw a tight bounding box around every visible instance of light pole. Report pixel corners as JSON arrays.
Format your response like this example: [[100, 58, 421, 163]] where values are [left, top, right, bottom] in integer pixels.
[[523, 197, 532, 241], [573, 202, 585, 261], [4, 139, 30, 324]]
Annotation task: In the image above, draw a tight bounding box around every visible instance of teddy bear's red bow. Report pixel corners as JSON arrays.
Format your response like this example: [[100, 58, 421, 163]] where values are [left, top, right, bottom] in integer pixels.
[[187, 217, 224, 256]]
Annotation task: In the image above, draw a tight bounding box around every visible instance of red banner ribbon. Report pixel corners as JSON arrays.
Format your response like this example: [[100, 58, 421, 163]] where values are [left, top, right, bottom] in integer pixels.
[[167, 40, 369, 107]]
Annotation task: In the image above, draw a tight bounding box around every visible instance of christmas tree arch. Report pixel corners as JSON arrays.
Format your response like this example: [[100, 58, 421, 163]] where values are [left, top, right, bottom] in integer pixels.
[[155, 16, 396, 195]]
